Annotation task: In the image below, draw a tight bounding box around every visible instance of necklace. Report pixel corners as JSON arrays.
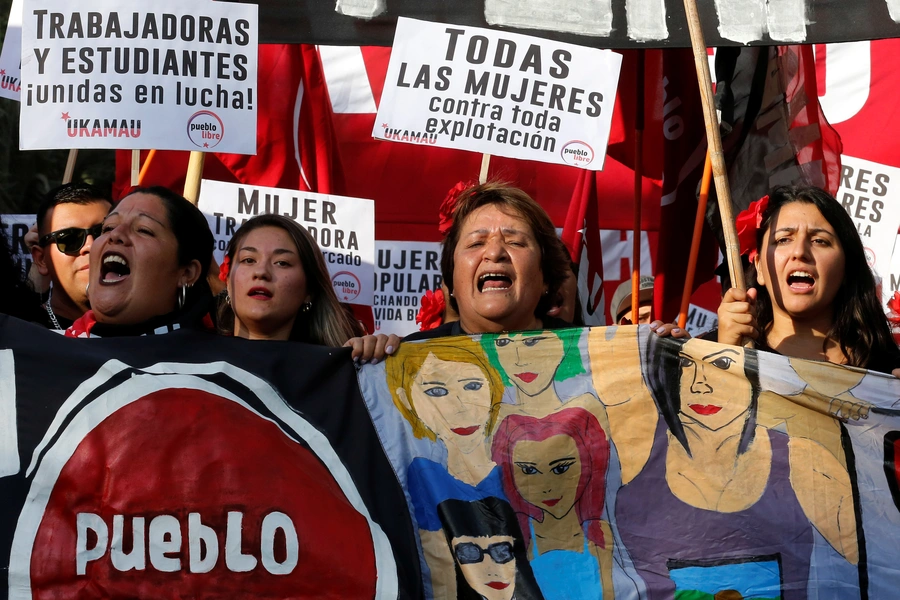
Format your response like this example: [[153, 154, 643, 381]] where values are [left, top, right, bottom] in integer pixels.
[[44, 285, 62, 331]]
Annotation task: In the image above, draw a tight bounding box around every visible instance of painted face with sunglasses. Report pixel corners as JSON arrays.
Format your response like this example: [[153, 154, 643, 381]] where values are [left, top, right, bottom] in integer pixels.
[[32, 200, 111, 323], [452, 535, 517, 600]]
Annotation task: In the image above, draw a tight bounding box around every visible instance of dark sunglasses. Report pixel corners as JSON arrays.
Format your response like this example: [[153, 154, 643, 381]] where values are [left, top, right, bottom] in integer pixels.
[[454, 541, 514, 565], [39, 224, 103, 255]]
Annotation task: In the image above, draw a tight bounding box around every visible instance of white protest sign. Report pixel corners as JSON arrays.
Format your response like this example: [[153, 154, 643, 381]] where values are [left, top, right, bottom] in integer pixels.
[[19, 0, 257, 152], [683, 304, 718, 337], [837, 155, 900, 303], [1, 214, 35, 275], [0, 0, 23, 100], [198, 180, 375, 306], [884, 233, 900, 308], [374, 17, 622, 170], [374, 240, 442, 335]]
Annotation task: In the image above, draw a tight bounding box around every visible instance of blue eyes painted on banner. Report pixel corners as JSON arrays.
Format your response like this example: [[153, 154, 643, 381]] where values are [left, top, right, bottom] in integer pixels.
[[424, 387, 449, 397], [463, 381, 483, 391]]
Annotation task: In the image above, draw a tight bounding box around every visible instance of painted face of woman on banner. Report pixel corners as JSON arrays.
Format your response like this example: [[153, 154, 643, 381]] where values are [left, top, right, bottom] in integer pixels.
[[678, 340, 753, 431], [494, 331, 565, 397], [410, 352, 493, 454], [511, 433, 583, 520], [451, 534, 518, 600]]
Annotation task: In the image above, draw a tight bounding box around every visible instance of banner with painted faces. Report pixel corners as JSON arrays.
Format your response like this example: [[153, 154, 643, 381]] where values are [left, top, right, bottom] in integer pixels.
[[358, 326, 900, 600]]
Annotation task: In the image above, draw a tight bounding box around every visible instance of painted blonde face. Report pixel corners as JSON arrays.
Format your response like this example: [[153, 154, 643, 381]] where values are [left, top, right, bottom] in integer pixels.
[[678, 341, 753, 431], [495, 332, 564, 397], [410, 353, 493, 453], [453, 534, 517, 600], [511, 434, 582, 520]]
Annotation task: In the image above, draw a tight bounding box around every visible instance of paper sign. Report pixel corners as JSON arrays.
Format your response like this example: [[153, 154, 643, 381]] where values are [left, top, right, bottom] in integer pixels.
[[19, 0, 257, 153], [375, 17, 622, 170], [373, 240, 442, 335], [1, 213, 34, 276], [683, 304, 718, 337], [837, 155, 900, 304], [198, 180, 375, 306], [0, 0, 23, 101]]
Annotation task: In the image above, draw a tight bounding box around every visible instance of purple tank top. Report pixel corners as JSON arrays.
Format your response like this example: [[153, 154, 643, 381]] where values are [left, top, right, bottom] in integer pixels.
[[616, 422, 813, 599]]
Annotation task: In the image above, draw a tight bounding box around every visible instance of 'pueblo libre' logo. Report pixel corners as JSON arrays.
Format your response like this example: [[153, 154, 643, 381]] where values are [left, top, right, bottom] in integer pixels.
[[332, 271, 361, 302], [187, 110, 224, 149], [63, 112, 141, 139], [560, 140, 594, 167]]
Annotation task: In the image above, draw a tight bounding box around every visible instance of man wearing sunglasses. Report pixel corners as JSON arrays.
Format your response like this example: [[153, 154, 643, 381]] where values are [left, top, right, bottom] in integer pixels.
[[31, 183, 112, 330]]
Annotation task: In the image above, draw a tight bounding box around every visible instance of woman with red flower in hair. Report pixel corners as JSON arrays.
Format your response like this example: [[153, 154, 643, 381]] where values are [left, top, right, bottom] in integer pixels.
[[718, 185, 900, 373]]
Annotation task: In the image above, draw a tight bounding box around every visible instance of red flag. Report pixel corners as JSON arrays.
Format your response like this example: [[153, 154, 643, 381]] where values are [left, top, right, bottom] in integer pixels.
[[561, 170, 606, 325]]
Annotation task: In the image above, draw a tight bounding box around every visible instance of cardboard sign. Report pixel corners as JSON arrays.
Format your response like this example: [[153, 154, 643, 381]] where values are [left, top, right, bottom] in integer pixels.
[[0, 0, 23, 101], [837, 155, 900, 303], [19, 0, 257, 153], [1, 213, 34, 276], [197, 180, 375, 306], [375, 18, 621, 170], [373, 240, 442, 336]]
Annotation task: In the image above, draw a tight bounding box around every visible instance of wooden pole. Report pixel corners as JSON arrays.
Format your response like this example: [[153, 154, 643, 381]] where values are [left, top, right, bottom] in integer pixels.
[[62, 149, 78, 184], [677, 150, 713, 329], [681, 0, 745, 292], [130, 150, 140, 186], [479, 153, 491, 184], [138, 149, 157, 185], [631, 50, 645, 323], [183, 151, 206, 205]]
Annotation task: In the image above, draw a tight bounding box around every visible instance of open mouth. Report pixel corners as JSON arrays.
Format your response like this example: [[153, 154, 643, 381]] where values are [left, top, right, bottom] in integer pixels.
[[787, 270, 815, 292], [486, 582, 510, 590], [451, 425, 480, 436], [100, 253, 130, 284], [689, 404, 723, 416], [478, 272, 512, 292], [542, 498, 561, 507], [515, 372, 538, 384], [248, 286, 273, 299]]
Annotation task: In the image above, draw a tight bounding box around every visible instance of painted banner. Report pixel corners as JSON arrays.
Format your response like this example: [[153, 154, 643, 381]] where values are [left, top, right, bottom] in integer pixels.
[[238, 0, 900, 48], [375, 18, 622, 170], [18, 0, 258, 152], [374, 241, 443, 336], [0, 0, 23, 101], [359, 326, 900, 599], [0, 214, 33, 276], [197, 179, 375, 306]]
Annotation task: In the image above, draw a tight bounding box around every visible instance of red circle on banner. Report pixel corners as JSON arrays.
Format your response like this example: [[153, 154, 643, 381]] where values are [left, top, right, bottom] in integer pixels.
[[30, 388, 377, 598]]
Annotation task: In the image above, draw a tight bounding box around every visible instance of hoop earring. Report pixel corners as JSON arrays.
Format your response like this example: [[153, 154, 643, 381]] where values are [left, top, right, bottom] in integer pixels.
[[224, 292, 231, 305], [179, 284, 191, 310], [300, 300, 312, 313]]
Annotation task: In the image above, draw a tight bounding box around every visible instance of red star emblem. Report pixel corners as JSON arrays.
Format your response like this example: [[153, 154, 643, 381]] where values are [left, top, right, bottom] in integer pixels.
[[0, 69, 6, 76], [203, 142, 209, 148], [61, 112, 70, 120], [381, 123, 388, 128]]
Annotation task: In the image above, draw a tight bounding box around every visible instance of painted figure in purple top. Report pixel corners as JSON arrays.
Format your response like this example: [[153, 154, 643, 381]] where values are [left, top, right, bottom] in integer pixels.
[[589, 329, 858, 600]]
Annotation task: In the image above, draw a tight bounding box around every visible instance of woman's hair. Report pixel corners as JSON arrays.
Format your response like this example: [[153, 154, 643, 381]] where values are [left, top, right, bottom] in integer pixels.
[[217, 214, 358, 346], [642, 335, 761, 456], [480, 328, 586, 387], [441, 181, 571, 317], [385, 338, 504, 442], [752, 185, 900, 371], [120, 186, 214, 311], [437, 497, 543, 600], [491, 407, 609, 550]]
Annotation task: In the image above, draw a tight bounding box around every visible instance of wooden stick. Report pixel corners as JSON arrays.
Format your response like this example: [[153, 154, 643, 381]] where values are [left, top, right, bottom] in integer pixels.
[[631, 50, 645, 324], [479, 153, 491, 184], [129, 150, 140, 186], [183, 151, 206, 205], [138, 149, 157, 185], [681, 0, 745, 293], [62, 149, 78, 184], [678, 150, 713, 329]]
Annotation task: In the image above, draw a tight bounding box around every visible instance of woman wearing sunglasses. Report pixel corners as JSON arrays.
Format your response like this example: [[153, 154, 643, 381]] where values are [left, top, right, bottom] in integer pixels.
[[65, 186, 214, 338]]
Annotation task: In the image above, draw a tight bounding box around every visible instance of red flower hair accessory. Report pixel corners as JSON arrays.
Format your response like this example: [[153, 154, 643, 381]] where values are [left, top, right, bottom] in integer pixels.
[[218, 255, 231, 282], [735, 194, 769, 262], [438, 181, 475, 236], [887, 291, 900, 324], [416, 288, 446, 331]]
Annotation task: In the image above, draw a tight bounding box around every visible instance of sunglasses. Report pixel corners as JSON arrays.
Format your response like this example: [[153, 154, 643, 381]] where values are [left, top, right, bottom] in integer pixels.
[[454, 541, 514, 565], [39, 224, 103, 255]]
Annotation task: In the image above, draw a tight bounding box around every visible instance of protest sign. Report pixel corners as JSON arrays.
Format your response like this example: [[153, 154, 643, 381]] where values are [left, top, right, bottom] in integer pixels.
[[837, 155, 900, 303], [0, 0, 23, 101], [1, 214, 34, 275], [19, 0, 257, 153], [683, 303, 718, 336], [374, 18, 622, 170], [373, 240, 442, 335], [198, 179, 375, 306]]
